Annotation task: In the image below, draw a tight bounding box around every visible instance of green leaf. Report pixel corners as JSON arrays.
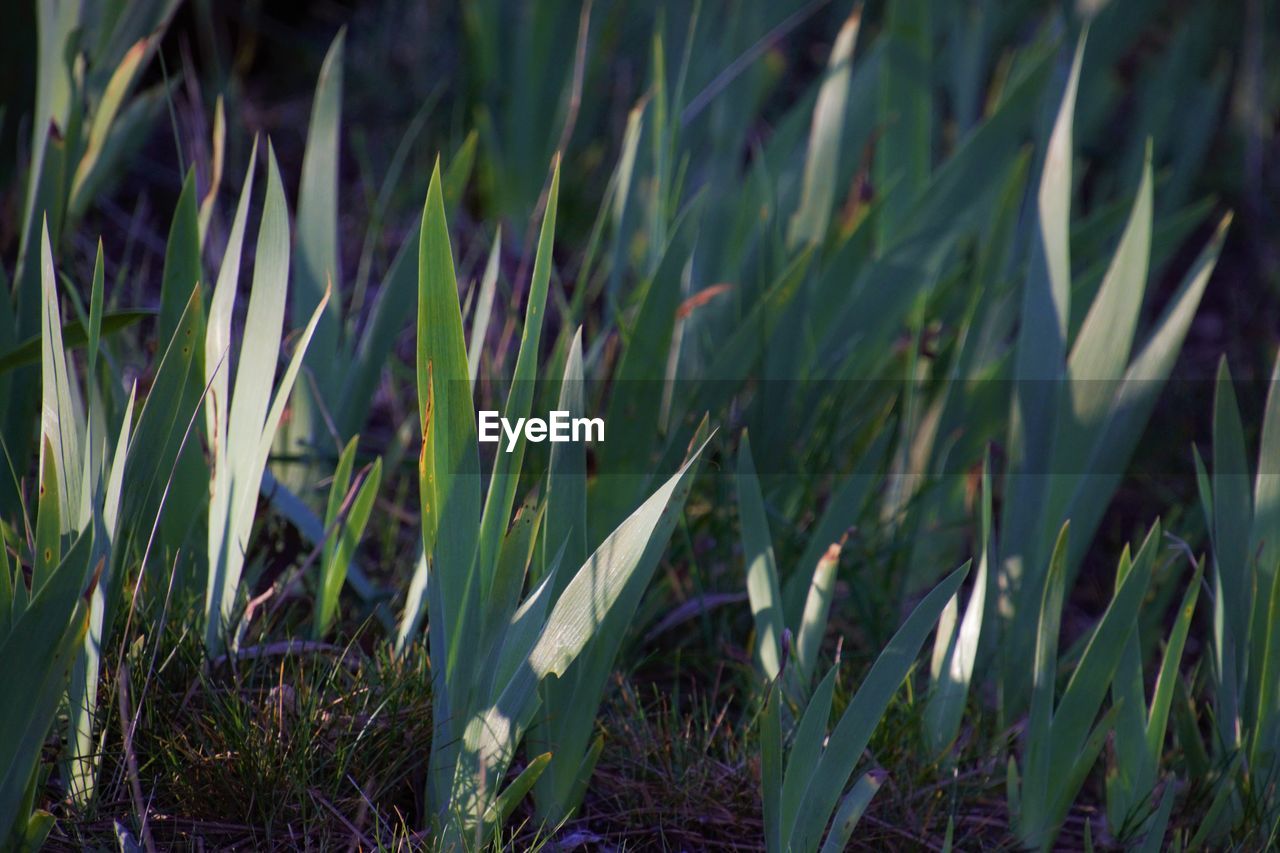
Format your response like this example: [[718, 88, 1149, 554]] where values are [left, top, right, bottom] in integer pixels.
[[466, 229, 501, 384], [787, 9, 861, 248], [1007, 756, 1022, 824], [483, 752, 551, 829], [689, 249, 814, 445], [294, 29, 345, 391], [337, 221, 421, 435], [738, 431, 786, 679], [1107, 523, 1163, 831], [314, 437, 381, 639], [68, 386, 136, 807], [417, 159, 481, 660], [487, 546, 564, 709], [1059, 550, 1152, 768], [563, 734, 605, 823], [0, 310, 151, 376], [317, 437, 358, 629], [67, 244, 105, 801], [1065, 144, 1153, 429], [874, 0, 932, 244], [476, 161, 559, 598], [205, 138, 259, 462], [543, 326, 588, 593], [795, 543, 841, 687], [199, 96, 226, 240], [1135, 783, 1176, 853], [484, 501, 543, 660], [85, 242, 105, 401], [927, 451, 993, 756], [1252, 559, 1280, 770], [1253, 355, 1280, 757], [1025, 517, 1153, 848], [761, 677, 784, 853], [784, 427, 889, 620], [0, 517, 12, 636], [925, 559, 980, 757], [418, 155, 489, 823], [1002, 33, 1087, 592], [894, 47, 1053, 249], [1253, 351, 1280, 578], [1022, 523, 1071, 824], [1037, 32, 1087, 338], [595, 200, 703, 534], [444, 130, 479, 208], [0, 528, 92, 837], [69, 36, 156, 217], [1186, 753, 1242, 850], [1002, 35, 1087, 589], [1149, 558, 1204, 758], [158, 168, 201, 345], [818, 772, 882, 853], [779, 665, 837, 845], [34, 438, 62, 593], [39, 224, 82, 534], [119, 284, 205, 548], [1211, 356, 1250, 750], [114, 820, 144, 853]]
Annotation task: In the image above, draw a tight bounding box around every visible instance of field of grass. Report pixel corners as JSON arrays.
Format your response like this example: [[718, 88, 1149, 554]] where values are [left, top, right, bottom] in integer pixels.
[[0, 0, 1277, 849]]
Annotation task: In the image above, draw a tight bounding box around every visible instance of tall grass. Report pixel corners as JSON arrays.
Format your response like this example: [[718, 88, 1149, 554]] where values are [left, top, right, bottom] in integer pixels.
[[0, 1, 1266, 848]]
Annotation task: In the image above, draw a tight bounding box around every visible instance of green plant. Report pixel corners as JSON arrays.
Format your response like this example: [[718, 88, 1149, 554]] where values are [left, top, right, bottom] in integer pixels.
[[738, 421, 970, 849], [204, 140, 329, 655], [1, 0, 179, 510], [1187, 354, 1280, 840], [1007, 522, 1155, 850], [997, 30, 1229, 714], [1104, 523, 1202, 846], [1, 229, 120, 835], [411, 158, 710, 843], [759, 565, 967, 852]]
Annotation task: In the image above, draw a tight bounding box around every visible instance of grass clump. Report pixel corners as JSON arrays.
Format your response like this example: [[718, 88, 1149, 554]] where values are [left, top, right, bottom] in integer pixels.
[[49, 619, 433, 850]]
